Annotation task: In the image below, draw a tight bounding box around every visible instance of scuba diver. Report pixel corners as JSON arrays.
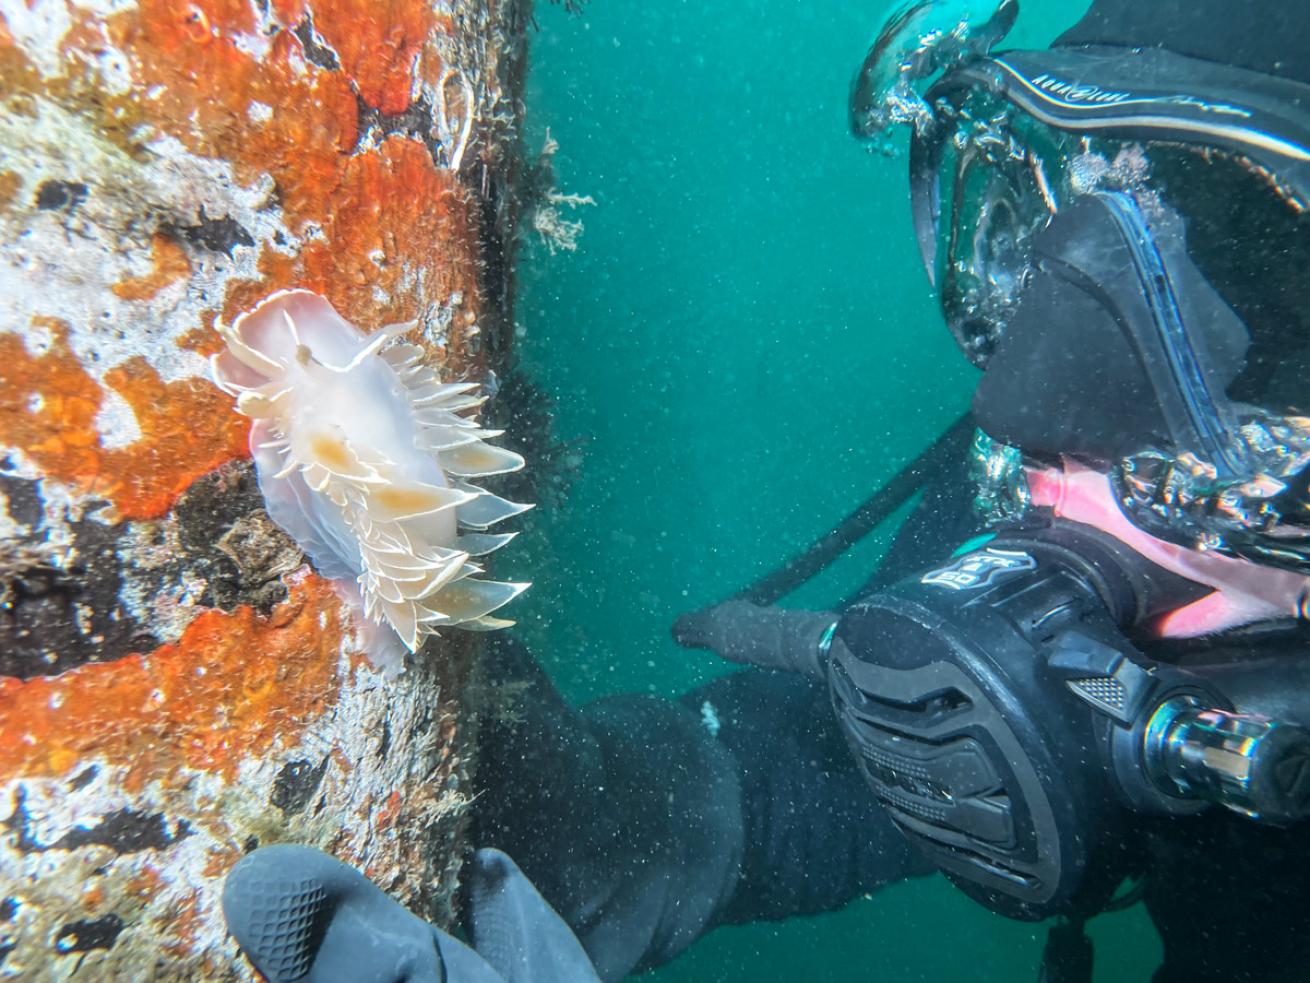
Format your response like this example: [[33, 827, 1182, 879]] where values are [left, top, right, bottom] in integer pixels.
[[221, 0, 1310, 980]]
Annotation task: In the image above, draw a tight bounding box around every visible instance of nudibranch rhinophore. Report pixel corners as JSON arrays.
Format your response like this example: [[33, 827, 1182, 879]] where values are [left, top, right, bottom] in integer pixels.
[[210, 289, 531, 667]]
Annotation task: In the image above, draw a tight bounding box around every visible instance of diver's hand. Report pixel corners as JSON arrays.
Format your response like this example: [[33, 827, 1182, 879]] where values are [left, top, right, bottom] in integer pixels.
[[673, 599, 836, 678], [222, 845, 598, 983], [222, 844, 453, 983]]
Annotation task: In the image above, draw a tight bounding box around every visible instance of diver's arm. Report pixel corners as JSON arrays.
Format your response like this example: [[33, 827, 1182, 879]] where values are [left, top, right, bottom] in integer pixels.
[[680, 668, 933, 926], [471, 637, 745, 982], [472, 637, 927, 979], [672, 599, 837, 678], [495, 669, 926, 970]]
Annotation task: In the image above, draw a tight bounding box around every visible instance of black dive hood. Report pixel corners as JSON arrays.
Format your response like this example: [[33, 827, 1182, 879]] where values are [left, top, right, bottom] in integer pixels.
[[1054, 0, 1310, 90]]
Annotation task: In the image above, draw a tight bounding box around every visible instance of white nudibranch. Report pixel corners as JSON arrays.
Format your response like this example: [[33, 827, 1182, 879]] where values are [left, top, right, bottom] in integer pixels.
[[210, 289, 531, 668]]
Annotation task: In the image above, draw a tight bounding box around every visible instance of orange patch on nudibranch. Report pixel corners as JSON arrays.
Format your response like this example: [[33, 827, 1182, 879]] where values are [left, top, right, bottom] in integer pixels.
[[373, 486, 444, 515], [0, 324, 249, 520], [309, 433, 356, 472], [0, 578, 343, 790]]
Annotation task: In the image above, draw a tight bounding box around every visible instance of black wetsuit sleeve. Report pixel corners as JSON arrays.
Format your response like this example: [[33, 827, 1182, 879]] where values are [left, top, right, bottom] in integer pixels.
[[672, 600, 837, 678], [471, 639, 929, 981], [678, 669, 932, 926], [470, 637, 745, 982]]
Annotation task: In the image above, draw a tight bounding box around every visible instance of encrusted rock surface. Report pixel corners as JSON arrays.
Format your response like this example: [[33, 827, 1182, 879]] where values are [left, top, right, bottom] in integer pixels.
[[0, 0, 530, 977]]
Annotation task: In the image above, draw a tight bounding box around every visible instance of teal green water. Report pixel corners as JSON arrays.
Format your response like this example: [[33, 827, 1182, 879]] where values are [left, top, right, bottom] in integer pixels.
[[509, 1, 1162, 979]]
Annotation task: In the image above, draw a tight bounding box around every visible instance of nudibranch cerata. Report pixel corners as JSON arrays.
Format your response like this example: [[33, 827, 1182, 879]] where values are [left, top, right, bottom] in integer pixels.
[[210, 289, 531, 667]]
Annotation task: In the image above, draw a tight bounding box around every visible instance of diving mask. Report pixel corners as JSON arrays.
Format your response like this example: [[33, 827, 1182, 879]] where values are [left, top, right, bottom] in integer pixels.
[[854, 4, 1310, 574]]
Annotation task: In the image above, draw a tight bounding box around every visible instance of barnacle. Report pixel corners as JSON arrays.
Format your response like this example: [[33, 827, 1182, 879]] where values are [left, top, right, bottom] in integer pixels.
[[210, 289, 530, 667]]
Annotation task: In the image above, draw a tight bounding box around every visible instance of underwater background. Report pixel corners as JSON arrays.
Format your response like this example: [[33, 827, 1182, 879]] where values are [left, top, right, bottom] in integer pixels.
[[509, 1, 1162, 979]]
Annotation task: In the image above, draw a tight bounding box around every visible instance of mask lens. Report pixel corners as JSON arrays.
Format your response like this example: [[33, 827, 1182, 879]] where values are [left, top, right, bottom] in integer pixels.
[[931, 94, 1058, 366]]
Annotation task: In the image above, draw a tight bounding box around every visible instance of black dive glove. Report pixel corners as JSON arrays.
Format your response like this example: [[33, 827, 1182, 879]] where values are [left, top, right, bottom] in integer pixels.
[[222, 844, 600, 983], [672, 599, 837, 679]]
